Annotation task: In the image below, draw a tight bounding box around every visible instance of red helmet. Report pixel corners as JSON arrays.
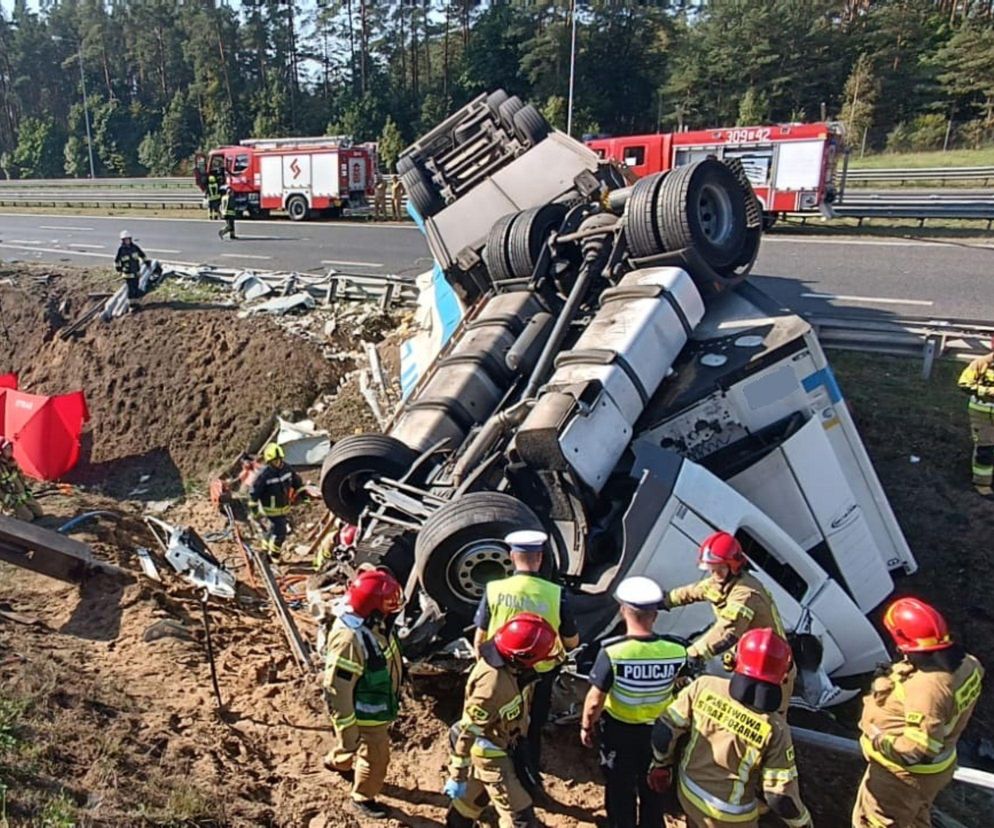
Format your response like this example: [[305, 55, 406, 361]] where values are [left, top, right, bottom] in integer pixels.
[[883, 597, 952, 653], [340, 524, 358, 547], [492, 613, 558, 668], [346, 569, 403, 618], [698, 531, 746, 574], [734, 628, 793, 685]]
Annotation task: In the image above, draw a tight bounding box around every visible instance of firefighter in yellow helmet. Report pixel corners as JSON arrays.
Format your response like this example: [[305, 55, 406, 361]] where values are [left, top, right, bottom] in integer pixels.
[[853, 597, 983, 828], [957, 339, 994, 497], [248, 442, 303, 560], [648, 628, 812, 828]]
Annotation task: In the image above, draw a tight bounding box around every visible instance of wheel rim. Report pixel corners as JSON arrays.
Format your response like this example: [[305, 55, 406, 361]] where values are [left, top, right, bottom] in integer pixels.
[[447, 540, 514, 603], [289, 199, 303, 218], [694, 183, 735, 248]]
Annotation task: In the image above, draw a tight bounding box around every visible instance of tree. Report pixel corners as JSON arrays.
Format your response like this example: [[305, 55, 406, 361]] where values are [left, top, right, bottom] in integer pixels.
[[377, 115, 404, 172], [839, 53, 878, 148], [138, 131, 173, 176], [935, 25, 994, 133], [12, 116, 64, 178], [542, 95, 567, 131], [737, 88, 769, 125]]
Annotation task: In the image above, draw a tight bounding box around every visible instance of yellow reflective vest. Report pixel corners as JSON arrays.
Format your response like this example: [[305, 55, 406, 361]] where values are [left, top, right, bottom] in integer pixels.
[[484, 573, 564, 673], [601, 634, 687, 725]]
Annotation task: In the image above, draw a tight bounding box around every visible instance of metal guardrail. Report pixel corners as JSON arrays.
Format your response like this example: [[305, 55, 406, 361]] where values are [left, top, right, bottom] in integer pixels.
[[845, 165, 994, 185], [0, 176, 192, 189], [829, 202, 994, 226]]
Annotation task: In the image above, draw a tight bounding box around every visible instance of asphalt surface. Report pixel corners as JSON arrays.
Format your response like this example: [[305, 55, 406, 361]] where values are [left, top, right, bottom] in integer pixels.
[[1, 211, 992, 321]]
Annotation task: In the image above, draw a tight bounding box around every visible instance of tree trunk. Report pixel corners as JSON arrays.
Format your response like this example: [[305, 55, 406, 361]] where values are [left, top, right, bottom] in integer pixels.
[[216, 20, 234, 113], [359, 0, 368, 95]]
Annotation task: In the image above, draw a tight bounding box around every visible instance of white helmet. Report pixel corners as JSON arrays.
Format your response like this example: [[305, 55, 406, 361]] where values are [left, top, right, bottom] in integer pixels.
[[614, 576, 663, 610], [120, 230, 131, 240]]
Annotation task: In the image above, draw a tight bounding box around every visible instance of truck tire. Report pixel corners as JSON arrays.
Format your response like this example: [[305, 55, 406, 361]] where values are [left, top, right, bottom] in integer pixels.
[[507, 203, 567, 280], [498, 96, 524, 134], [482, 212, 519, 284], [485, 89, 509, 118], [353, 528, 416, 585], [657, 160, 746, 270], [320, 434, 419, 523], [414, 492, 544, 618], [512, 105, 550, 146], [286, 194, 309, 222], [625, 172, 666, 259], [396, 155, 417, 176], [402, 167, 444, 217]]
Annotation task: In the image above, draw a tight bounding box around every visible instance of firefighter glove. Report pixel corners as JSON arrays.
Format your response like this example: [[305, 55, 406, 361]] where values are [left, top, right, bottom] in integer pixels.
[[443, 778, 468, 800], [646, 766, 672, 794]]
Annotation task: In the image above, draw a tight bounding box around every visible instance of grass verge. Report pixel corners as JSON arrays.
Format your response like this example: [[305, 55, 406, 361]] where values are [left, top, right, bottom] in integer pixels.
[[848, 148, 994, 169]]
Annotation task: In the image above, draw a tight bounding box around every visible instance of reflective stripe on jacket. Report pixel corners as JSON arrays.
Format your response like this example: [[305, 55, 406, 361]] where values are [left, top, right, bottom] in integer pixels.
[[602, 635, 687, 725], [485, 573, 564, 673], [958, 357, 994, 413], [249, 463, 303, 517]]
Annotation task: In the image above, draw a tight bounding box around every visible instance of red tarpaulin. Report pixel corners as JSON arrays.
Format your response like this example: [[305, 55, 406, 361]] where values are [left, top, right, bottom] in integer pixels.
[[0, 376, 89, 480]]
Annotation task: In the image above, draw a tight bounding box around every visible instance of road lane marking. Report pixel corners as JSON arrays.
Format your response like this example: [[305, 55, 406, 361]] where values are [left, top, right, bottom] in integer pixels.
[[219, 253, 272, 260], [8, 239, 43, 245], [801, 292, 934, 307], [68, 242, 105, 249], [39, 225, 94, 231], [0, 242, 111, 258], [321, 259, 385, 268], [144, 248, 180, 254]]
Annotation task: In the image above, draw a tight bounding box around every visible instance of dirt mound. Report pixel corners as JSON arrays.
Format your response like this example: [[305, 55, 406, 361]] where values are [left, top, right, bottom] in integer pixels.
[[0, 265, 340, 490]]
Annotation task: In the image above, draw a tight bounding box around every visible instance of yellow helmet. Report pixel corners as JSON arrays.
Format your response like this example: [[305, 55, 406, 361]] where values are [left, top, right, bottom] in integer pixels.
[[262, 443, 285, 463]]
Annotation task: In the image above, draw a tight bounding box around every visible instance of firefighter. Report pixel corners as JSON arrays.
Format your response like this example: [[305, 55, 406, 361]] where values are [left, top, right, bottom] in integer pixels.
[[665, 531, 796, 712], [472, 530, 580, 776], [114, 230, 149, 301], [390, 176, 405, 221], [581, 576, 688, 828], [248, 442, 302, 561], [373, 175, 387, 220], [323, 568, 405, 822], [649, 628, 812, 828], [206, 173, 221, 220], [853, 597, 983, 828], [0, 439, 43, 523], [444, 612, 558, 828], [218, 188, 237, 240], [957, 340, 994, 497]]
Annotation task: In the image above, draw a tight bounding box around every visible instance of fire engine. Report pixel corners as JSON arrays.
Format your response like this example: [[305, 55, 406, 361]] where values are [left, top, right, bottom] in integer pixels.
[[586, 122, 845, 223], [193, 136, 375, 221]]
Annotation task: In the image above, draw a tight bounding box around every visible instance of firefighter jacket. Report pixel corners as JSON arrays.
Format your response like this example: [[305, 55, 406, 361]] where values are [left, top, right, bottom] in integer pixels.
[[221, 192, 236, 218], [859, 653, 983, 778], [206, 175, 221, 200], [0, 455, 32, 508], [589, 633, 688, 725], [249, 462, 303, 517], [448, 642, 533, 782], [652, 675, 810, 826], [323, 613, 403, 744], [668, 571, 785, 660], [114, 242, 147, 277], [958, 356, 994, 413]]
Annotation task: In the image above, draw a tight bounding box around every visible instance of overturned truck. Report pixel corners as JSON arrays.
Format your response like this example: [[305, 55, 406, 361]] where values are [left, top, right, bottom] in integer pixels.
[[319, 91, 916, 706]]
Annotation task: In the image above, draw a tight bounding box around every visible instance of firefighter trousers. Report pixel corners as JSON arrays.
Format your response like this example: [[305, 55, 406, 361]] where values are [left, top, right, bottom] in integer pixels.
[[325, 722, 391, 802], [598, 715, 665, 828], [261, 515, 288, 559], [968, 407, 994, 487], [219, 217, 236, 239], [851, 761, 953, 828], [447, 755, 537, 828], [525, 665, 559, 771]]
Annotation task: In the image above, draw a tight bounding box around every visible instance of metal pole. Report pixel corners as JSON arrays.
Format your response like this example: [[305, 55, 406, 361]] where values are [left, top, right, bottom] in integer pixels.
[[566, 0, 577, 137], [77, 42, 96, 179]]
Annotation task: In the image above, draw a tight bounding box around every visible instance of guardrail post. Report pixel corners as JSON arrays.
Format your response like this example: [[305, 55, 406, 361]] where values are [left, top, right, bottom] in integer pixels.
[[922, 337, 936, 380]]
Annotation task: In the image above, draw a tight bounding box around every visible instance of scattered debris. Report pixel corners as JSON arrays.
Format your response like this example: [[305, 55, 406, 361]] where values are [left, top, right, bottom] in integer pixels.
[[274, 417, 331, 467], [136, 546, 161, 581], [145, 517, 236, 600]]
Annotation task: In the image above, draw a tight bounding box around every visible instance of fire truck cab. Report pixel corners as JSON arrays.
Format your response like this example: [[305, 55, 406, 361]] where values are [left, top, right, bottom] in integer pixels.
[[194, 136, 375, 221], [586, 123, 845, 222]]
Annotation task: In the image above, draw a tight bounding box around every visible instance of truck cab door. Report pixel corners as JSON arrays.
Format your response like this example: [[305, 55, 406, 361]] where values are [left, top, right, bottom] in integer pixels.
[[193, 153, 207, 190]]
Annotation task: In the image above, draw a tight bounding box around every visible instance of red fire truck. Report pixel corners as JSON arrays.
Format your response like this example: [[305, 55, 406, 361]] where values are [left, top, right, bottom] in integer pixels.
[[194, 136, 376, 221], [586, 122, 845, 221]]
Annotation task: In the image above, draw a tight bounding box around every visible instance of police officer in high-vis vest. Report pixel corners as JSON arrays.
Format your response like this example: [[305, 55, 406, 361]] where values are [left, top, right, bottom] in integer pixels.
[[581, 576, 688, 828], [473, 530, 579, 774], [323, 569, 405, 822], [854, 597, 983, 828]]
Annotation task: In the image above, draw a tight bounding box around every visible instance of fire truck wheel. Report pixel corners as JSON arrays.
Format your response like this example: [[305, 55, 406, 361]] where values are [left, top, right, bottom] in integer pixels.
[[482, 212, 519, 284], [512, 105, 550, 146], [625, 172, 666, 259], [658, 159, 746, 270], [286, 195, 310, 222], [415, 492, 546, 618], [497, 96, 524, 135], [507, 203, 568, 280], [402, 167, 444, 217], [319, 434, 419, 523], [485, 89, 509, 118]]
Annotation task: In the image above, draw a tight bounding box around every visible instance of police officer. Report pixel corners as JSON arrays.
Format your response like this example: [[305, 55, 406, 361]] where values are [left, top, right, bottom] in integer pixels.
[[473, 530, 579, 774], [581, 576, 687, 828], [957, 340, 994, 497], [248, 443, 303, 560], [649, 629, 812, 828], [218, 187, 237, 240], [114, 230, 148, 301], [206, 173, 221, 220], [444, 613, 558, 828], [666, 531, 796, 712], [0, 439, 43, 523], [853, 597, 983, 828], [323, 569, 405, 821]]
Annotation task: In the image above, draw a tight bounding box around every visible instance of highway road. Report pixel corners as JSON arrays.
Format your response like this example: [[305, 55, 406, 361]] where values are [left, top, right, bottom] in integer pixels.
[[1, 211, 992, 321]]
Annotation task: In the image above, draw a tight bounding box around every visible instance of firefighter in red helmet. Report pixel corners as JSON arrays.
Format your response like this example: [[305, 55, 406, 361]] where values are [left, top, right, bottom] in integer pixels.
[[648, 628, 812, 827], [853, 597, 984, 827], [323, 568, 405, 821], [665, 532, 796, 711], [444, 613, 557, 828]]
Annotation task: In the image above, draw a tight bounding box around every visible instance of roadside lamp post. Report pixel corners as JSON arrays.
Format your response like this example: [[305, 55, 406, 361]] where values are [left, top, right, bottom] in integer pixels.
[[53, 35, 96, 179], [567, 0, 577, 137]]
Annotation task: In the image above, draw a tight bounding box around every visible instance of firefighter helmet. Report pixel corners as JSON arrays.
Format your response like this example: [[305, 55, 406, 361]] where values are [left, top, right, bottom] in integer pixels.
[[883, 597, 953, 653], [262, 442, 285, 463], [698, 531, 746, 574], [346, 568, 403, 618], [120, 230, 131, 240], [492, 612, 557, 668], [734, 628, 793, 685], [340, 523, 358, 547]]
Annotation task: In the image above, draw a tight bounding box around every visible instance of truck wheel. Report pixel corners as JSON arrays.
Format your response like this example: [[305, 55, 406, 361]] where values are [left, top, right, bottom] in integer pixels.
[[625, 172, 666, 258], [485, 89, 509, 118], [512, 105, 550, 146], [508, 203, 567, 280], [353, 528, 416, 585], [396, 155, 417, 176], [414, 492, 544, 618], [320, 434, 419, 523], [482, 212, 520, 284], [657, 160, 746, 270], [402, 167, 444, 217], [498, 96, 524, 134], [286, 195, 309, 222]]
